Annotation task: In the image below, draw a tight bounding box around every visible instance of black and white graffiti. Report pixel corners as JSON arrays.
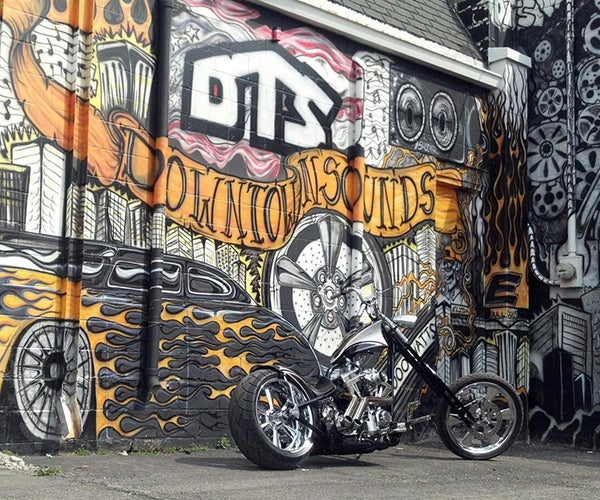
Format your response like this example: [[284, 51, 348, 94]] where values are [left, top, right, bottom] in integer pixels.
[[520, 0, 600, 445]]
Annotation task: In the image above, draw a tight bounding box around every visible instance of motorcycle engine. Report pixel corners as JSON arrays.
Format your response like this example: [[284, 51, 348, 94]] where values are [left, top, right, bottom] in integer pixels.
[[326, 357, 396, 441]]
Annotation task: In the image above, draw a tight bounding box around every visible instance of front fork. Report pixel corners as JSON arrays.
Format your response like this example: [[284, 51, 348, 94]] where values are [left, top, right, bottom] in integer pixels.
[[382, 318, 475, 427]]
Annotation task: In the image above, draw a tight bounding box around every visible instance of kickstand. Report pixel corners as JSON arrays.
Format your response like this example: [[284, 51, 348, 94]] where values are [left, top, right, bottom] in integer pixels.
[[355, 453, 362, 460]]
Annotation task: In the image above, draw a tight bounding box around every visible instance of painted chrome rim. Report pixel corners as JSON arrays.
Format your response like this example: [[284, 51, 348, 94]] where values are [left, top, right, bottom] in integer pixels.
[[13, 321, 92, 440]]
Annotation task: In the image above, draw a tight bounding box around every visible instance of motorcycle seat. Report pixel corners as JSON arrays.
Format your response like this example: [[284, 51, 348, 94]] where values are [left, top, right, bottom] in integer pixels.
[[311, 376, 336, 398]]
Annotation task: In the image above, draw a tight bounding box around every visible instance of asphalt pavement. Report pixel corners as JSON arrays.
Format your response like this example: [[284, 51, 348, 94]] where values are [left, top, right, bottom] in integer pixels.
[[0, 440, 598, 499]]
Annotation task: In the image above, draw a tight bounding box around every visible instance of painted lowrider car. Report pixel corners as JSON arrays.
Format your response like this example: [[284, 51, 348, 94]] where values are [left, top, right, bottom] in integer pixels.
[[0, 233, 319, 443]]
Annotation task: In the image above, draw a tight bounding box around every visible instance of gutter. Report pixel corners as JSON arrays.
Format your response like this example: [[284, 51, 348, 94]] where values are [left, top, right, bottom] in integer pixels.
[[245, 0, 502, 89], [145, 0, 173, 395]]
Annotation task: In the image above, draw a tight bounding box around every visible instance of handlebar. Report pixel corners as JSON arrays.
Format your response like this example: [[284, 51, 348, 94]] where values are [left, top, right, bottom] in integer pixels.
[[335, 285, 418, 331], [332, 285, 381, 321]]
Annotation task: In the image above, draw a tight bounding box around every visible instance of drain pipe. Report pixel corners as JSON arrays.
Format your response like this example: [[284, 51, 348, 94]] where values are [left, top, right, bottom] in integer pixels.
[[145, 0, 173, 395]]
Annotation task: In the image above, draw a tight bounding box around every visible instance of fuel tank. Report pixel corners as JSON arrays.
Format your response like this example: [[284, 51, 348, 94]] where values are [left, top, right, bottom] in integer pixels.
[[329, 320, 387, 365]]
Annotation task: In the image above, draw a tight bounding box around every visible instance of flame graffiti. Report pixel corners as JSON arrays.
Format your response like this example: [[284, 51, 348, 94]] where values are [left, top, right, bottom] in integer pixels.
[[484, 90, 529, 310], [0, 236, 320, 440], [82, 292, 319, 438], [393, 262, 436, 314], [0, 266, 73, 377]]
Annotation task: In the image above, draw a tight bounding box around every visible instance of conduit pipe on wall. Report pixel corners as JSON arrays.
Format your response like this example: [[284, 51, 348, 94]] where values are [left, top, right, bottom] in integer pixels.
[[145, 0, 173, 395], [528, 224, 560, 286], [565, 0, 577, 255], [553, 0, 583, 288], [530, 0, 581, 288]]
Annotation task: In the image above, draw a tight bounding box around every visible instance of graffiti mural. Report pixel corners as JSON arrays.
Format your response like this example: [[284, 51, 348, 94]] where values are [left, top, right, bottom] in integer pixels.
[[517, 0, 600, 445], [456, 0, 600, 448], [0, 0, 513, 450]]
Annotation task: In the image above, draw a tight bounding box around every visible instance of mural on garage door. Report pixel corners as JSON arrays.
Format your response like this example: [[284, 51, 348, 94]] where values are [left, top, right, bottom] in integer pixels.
[[0, 0, 522, 447]]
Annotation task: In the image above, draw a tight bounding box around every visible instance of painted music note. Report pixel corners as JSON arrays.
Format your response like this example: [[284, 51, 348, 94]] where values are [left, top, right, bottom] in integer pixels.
[[2, 99, 10, 120]]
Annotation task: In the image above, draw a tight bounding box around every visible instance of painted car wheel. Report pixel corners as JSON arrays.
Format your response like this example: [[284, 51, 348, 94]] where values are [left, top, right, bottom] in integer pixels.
[[265, 212, 391, 357], [12, 321, 93, 441]]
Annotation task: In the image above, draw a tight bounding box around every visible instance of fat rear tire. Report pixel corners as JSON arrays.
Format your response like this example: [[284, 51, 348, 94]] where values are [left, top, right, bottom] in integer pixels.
[[228, 369, 315, 470]]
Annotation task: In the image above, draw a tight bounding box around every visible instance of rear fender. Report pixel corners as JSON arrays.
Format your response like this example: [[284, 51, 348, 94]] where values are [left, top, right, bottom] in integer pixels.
[[250, 365, 335, 400]]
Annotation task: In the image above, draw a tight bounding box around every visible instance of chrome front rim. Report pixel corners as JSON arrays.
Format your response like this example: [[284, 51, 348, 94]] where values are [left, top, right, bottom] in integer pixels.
[[445, 381, 518, 456]]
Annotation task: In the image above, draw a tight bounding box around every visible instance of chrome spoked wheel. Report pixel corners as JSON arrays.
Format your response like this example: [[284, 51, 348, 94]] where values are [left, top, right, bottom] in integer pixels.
[[229, 370, 316, 469], [255, 374, 314, 456], [436, 373, 523, 460], [12, 321, 93, 441]]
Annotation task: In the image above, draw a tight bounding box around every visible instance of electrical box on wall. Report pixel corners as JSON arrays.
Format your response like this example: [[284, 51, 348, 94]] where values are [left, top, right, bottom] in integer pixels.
[[556, 254, 583, 288]]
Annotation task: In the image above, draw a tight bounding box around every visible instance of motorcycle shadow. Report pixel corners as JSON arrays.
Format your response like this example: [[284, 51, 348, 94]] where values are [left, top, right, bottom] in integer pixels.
[[176, 451, 383, 471]]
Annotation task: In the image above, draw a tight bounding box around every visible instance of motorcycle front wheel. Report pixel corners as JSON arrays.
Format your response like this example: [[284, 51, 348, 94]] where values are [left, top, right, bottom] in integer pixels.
[[228, 369, 316, 470], [436, 373, 523, 460]]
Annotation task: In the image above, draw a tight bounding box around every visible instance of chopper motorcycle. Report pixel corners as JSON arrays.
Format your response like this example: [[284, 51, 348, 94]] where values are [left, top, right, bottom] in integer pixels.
[[228, 286, 523, 470]]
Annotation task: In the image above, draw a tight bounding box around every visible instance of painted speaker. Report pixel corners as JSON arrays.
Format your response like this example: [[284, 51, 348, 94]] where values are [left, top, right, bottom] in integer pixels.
[[389, 64, 483, 164]]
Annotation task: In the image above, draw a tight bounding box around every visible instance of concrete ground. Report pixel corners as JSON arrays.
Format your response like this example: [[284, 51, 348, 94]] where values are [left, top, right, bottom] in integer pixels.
[[0, 440, 598, 500]]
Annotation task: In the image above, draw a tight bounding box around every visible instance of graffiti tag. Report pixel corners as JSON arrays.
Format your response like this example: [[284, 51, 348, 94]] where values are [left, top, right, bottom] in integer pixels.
[[394, 322, 437, 384], [485, 272, 522, 308], [145, 143, 440, 248], [181, 41, 342, 155]]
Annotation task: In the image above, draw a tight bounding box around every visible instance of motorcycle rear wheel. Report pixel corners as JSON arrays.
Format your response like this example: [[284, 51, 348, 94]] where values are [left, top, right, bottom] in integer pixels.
[[436, 373, 523, 460], [228, 369, 316, 470]]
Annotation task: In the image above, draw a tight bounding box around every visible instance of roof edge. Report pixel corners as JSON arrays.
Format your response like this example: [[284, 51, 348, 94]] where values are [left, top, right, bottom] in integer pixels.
[[245, 0, 502, 89]]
